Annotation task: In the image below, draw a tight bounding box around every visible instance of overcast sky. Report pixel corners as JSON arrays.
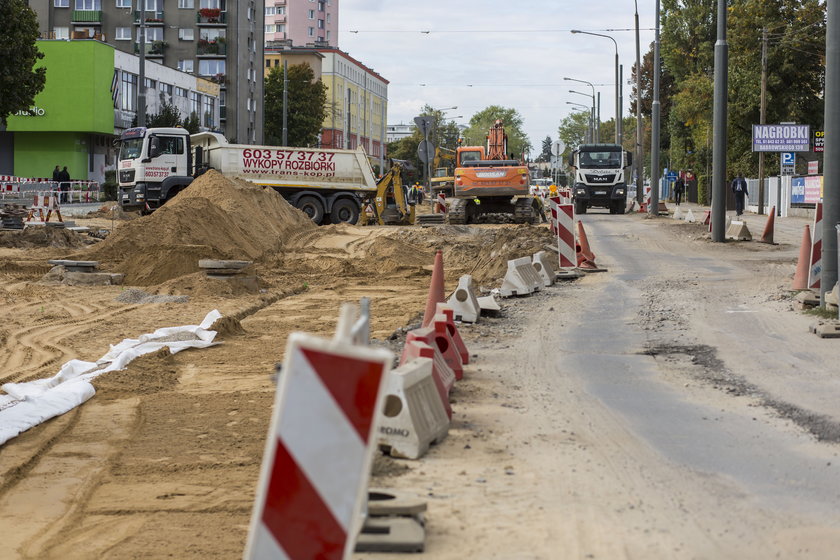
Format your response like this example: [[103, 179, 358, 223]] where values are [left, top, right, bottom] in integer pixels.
[[339, 0, 659, 151]]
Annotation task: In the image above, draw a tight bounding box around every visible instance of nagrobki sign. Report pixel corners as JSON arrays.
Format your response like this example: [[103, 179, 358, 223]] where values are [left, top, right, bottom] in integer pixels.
[[13, 107, 46, 117], [752, 124, 811, 152]]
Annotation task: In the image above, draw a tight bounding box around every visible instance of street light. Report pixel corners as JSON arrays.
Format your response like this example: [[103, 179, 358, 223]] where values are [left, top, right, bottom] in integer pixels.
[[563, 77, 598, 141], [571, 29, 620, 145]]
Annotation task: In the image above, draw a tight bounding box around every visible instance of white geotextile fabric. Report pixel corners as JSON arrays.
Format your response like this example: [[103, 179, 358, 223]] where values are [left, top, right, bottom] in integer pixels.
[[0, 310, 222, 446]]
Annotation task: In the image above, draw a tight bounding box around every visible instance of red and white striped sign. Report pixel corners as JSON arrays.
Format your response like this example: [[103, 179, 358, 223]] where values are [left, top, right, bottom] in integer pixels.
[[808, 201, 823, 290], [556, 203, 576, 268], [547, 196, 560, 236], [245, 333, 392, 560]]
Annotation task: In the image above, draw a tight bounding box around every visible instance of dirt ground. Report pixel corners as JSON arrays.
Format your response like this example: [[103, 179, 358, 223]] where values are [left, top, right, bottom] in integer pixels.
[[2, 178, 839, 558]]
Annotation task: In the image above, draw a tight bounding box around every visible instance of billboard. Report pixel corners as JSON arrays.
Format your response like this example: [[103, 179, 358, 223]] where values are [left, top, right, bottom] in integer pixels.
[[791, 176, 823, 204], [752, 124, 810, 152]]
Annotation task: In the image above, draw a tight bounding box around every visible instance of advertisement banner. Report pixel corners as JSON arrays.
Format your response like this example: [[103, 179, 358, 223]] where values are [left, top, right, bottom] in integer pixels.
[[813, 130, 825, 153], [808, 160, 819, 175], [804, 175, 823, 203], [791, 177, 805, 204], [752, 124, 811, 152]]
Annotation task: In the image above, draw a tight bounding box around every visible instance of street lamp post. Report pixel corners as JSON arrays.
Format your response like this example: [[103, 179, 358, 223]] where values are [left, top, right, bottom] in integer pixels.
[[138, 2, 146, 127], [564, 77, 598, 141], [634, 0, 644, 203], [571, 30, 620, 145]]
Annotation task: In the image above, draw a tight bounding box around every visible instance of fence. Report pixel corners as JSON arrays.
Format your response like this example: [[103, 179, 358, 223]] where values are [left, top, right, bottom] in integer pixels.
[[0, 177, 101, 204]]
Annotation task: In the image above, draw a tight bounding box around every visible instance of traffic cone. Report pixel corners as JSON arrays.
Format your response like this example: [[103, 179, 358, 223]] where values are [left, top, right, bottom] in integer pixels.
[[422, 250, 446, 327], [759, 206, 776, 244], [792, 225, 812, 290], [576, 221, 596, 262]]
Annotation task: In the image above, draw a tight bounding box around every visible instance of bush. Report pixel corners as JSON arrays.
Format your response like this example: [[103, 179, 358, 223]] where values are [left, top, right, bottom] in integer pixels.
[[102, 169, 117, 201]]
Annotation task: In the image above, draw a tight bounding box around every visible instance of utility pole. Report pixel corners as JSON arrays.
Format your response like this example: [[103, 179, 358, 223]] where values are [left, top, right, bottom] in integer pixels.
[[138, 3, 146, 127], [822, 0, 839, 306], [758, 28, 768, 215], [649, 0, 661, 215], [635, 0, 644, 203], [282, 59, 288, 146], [711, 0, 729, 241], [597, 92, 601, 142], [619, 63, 624, 146]]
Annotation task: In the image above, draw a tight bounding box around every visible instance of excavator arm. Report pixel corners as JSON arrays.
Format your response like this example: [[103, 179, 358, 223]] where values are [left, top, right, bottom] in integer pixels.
[[366, 161, 415, 226]]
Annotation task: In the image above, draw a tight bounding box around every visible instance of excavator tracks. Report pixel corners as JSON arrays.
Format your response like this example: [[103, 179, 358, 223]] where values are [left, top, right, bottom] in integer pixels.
[[513, 197, 537, 224], [446, 198, 468, 225]]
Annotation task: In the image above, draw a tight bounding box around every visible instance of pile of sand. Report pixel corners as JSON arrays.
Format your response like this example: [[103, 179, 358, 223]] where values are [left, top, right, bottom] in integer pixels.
[[0, 227, 86, 249], [84, 171, 315, 285]]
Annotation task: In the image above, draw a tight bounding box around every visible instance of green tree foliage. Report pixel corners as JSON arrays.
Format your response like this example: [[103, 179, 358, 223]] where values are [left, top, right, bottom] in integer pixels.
[[536, 136, 553, 162], [386, 105, 461, 174], [556, 110, 591, 154], [462, 106, 532, 159], [147, 101, 182, 128], [182, 112, 200, 134], [264, 63, 328, 147], [0, 0, 46, 127]]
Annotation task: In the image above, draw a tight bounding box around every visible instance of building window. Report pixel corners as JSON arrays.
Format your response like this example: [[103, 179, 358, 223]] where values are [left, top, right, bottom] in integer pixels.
[[54, 0, 69, 6], [265, 24, 275, 34], [265, 59, 270, 68], [308, 9, 314, 19], [308, 27, 314, 37], [175, 86, 188, 97], [140, 27, 162, 42], [278, 24, 285, 33], [203, 96, 214, 128], [317, 19, 324, 29], [318, 1, 324, 10], [116, 0, 131, 8], [159, 82, 173, 96], [54, 27, 70, 39], [326, 13, 330, 23], [198, 58, 225, 77], [120, 72, 137, 111], [177, 59, 194, 73], [326, 30, 330, 41], [179, 28, 194, 40], [247, 6, 252, 19], [199, 0, 221, 9], [277, 7, 285, 15], [190, 92, 201, 115], [265, 6, 275, 15], [177, 0, 193, 7], [144, 78, 156, 89], [75, 0, 101, 9], [115, 26, 131, 40]]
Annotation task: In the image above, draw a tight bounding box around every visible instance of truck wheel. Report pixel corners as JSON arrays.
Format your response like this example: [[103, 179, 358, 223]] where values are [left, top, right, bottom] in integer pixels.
[[296, 196, 325, 224], [330, 198, 360, 224], [616, 201, 627, 215], [574, 200, 587, 215]]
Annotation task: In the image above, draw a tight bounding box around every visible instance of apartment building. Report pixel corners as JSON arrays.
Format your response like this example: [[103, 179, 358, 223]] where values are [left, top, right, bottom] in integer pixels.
[[264, 0, 337, 47], [28, 0, 263, 144]]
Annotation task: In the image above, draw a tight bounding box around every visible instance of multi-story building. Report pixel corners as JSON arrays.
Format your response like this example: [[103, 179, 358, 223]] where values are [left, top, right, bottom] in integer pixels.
[[264, 0, 337, 47], [0, 39, 219, 182], [386, 123, 415, 143], [263, 44, 388, 169], [28, 0, 263, 144]]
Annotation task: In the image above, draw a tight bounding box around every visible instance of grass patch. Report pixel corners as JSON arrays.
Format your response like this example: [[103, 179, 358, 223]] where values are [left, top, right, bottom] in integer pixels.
[[804, 306, 839, 319]]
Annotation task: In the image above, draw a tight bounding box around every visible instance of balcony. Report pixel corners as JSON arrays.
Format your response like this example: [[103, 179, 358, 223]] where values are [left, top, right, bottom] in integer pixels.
[[134, 10, 165, 24], [201, 72, 226, 85], [71, 10, 102, 23], [134, 41, 167, 57], [197, 38, 226, 55], [196, 9, 226, 25]]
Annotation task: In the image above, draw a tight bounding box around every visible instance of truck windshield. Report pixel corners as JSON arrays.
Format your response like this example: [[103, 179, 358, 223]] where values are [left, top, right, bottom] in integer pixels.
[[460, 151, 481, 164], [119, 139, 144, 161], [579, 151, 621, 169]]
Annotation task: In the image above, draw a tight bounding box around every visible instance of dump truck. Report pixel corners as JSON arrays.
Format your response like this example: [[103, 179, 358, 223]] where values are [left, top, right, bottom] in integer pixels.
[[568, 143, 633, 214], [447, 120, 535, 224], [117, 127, 378, 225]]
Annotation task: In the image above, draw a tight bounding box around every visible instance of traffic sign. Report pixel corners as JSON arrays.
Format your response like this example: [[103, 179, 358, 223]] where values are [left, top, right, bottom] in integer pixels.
[[666, 170, 678, 182], [551, 140, 565, 157], [417, 140, 434, 164], [781, 151, 795, 176], [413, 116, 434, 138]]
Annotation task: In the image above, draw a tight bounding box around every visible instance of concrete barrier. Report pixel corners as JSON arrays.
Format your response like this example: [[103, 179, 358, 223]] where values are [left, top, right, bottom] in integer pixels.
[[500, 257, 541, 297], [725, 220, 752, 241], [446, 274, 480, 323], [532, 251, 557, 286], [477, 295, 501, 314], [400, 340, 454, 419], [377, 358, 449, 459]]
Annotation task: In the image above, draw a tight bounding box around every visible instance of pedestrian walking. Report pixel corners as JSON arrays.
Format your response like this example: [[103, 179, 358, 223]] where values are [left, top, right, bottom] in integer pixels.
[[731, 173, 748, 216], [58, 166, 71, 204], [52, 165, 61, 182], [674, 173, 685, 205]]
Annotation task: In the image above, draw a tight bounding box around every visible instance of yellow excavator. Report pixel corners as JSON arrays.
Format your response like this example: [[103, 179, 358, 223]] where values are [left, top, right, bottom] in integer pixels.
[[359, 160, 415, 226]]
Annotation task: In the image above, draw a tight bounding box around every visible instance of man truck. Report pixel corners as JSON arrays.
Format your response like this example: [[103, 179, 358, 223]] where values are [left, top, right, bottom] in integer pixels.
[[117, 127, 379, 225], [568, 143, 633, 214]]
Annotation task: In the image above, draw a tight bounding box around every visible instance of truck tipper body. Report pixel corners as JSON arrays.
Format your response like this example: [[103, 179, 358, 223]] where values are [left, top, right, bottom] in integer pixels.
[[568, 143, 633, 214], [118, 127, 378, 225]]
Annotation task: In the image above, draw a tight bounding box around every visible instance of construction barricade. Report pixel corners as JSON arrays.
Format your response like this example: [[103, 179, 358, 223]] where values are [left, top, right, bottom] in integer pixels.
[[809, 201, 823, 290], [532, 251, 557, 286], [446, 274, 481, 323], [406, 325, 463, 380], [377, 357, 449, 460], [25, 192, 63, 224], [245, 301, 393, 560], [400, 339, 455, 419], [500, 257, 542, 297]]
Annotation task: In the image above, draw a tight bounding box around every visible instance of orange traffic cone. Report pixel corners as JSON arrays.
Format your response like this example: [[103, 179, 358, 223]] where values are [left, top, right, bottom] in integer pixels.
[[792, 225, 812, 290], [576, 221, 596, 262], [422, 250, 446, 327], [759, 206, 776, 244]]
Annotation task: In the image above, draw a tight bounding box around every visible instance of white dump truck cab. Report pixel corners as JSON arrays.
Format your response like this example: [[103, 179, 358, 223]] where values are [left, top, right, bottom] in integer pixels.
[[118, 127, 194, 212], [568, 143, 633, 215]]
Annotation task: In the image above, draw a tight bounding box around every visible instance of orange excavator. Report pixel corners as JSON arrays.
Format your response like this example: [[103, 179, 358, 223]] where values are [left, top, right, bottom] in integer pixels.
[[447, 120, 535, 224]]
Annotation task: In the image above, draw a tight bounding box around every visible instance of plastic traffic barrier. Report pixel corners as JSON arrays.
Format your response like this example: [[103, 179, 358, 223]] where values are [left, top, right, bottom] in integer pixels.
[[500, 257, 541, 297], [725, 220, 752, 241], [809, 201, 824, 290], [435, 304, 469, 365], [400, 339, 454, 419], [245, 306, 393, 560], [446, 274, 481, 323], [377, 358, 449, 459], [406, 325, 463, 380], [532, 251, 557, 286]]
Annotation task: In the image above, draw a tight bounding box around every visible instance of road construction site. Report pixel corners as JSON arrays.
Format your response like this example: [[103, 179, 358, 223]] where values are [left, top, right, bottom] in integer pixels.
[[1, 172, 840, 559]]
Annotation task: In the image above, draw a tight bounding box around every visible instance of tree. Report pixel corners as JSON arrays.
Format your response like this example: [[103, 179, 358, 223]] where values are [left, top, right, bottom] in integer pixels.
[[556, 111, 591, 154], [536, 136, 553, 163], [182, 112, 200, 134], [386, 105, 461, 173], [462, 106, 532, 158], [147, 101, 182, 128], [0, 0, 46, 127], [264, 63, 328, 146]]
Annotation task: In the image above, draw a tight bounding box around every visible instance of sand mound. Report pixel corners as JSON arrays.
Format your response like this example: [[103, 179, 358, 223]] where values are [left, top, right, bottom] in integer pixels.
[[0, 227, 86, 249], [92, 348, 179, 398], [84, 171, 315, 285]]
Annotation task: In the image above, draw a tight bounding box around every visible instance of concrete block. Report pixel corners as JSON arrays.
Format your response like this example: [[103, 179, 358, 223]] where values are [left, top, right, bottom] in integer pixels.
[[500, 257, 540, 297], [809, 320, 840, 338], [64, 272, 121, 286], [355, 517, 425, 553], [477, 295, 501, 313], [725, 220, 752, 241], [198, 259, 252, 269], [532, 251, 557, 286], [47, 259, 98, 272], [367, 488, 428, 516], [446, 274, 480, 323], [377, 358, 449, 460]]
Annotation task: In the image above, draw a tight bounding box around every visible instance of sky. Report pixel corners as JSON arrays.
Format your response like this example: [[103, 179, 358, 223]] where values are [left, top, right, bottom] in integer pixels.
[[338, 0, 659, 152]]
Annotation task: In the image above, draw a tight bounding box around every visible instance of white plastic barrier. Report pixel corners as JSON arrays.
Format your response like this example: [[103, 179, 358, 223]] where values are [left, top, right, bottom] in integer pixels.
[[500, 257, 541, 297], [446, 274, 481, 323], [532, 251, 557, 287], [377, 357, 449, 460]]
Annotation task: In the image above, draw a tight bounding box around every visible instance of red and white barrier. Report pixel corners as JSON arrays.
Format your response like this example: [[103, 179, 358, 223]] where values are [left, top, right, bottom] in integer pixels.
[[556, 203, 576, 268], [245, 306, 393, 560], [25, 192, 63, 223], [808, 200, 823, 290]]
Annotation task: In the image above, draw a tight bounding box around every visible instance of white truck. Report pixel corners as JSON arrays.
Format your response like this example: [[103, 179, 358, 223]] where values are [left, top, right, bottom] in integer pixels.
[[117, 127, 378, 224], [568, 143, 633, 214]]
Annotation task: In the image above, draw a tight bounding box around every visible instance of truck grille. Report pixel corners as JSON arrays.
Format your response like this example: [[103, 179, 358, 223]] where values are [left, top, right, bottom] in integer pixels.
[[584, 174, 616, 184], [119, 169, 135, 183]]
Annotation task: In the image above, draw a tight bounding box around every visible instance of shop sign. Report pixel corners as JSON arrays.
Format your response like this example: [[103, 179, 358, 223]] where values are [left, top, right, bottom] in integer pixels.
[[14, 106, 46, 117], [752, 124, 810, 152], [813, 130, 824, 153]]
